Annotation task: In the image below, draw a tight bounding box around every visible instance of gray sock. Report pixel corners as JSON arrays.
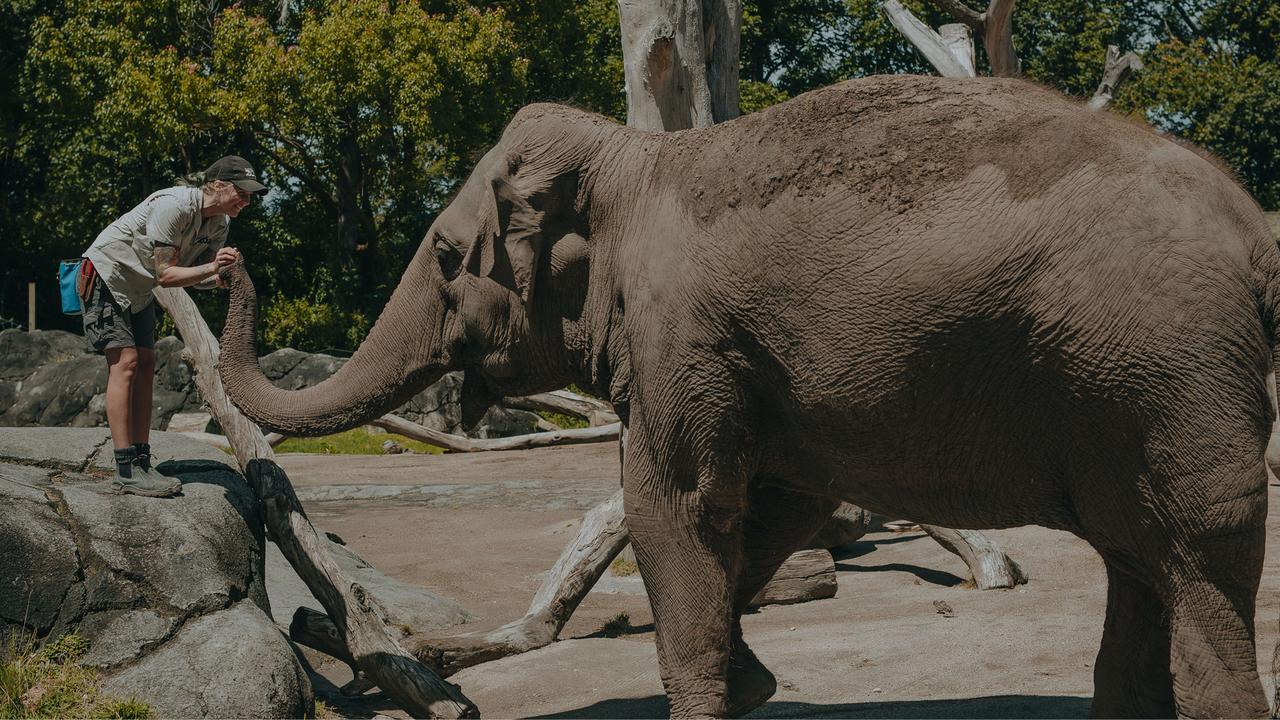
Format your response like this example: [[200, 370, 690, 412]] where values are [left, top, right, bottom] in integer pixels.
[[133, 442, 152, 471], [114, 447, 135, 479]]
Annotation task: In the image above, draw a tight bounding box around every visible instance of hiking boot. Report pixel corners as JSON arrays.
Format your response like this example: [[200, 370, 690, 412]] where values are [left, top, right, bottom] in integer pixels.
[[109, 446, 180, 498], [111, 468, 181, 498]]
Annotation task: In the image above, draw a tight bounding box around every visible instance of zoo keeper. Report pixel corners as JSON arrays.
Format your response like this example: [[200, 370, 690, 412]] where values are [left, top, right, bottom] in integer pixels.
[[79, 155, 264, 497]]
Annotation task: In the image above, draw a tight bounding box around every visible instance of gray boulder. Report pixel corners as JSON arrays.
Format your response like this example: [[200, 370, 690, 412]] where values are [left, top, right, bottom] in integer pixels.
[[0, 333, 200, 429], [0, 328, 86, 381], [0, 428, 312, 718], [0, 332, 535, 439], [1, 353, 106, 426]]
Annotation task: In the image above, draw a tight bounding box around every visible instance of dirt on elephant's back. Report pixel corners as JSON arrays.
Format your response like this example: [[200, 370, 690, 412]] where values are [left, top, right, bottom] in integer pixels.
[[669, 74, 1172, 228], [278, 444, 1280, 719]]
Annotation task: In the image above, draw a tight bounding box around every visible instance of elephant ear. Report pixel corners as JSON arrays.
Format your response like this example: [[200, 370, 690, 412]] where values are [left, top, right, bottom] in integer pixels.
[[461, 152, 554, 304]]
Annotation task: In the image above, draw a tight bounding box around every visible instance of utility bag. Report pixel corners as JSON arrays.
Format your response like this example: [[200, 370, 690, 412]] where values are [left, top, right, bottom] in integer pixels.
[[58, 259, 83, 315]]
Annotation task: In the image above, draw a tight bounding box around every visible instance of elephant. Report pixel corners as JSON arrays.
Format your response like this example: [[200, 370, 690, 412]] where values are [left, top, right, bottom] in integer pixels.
[[218, 74, 1280, 718]]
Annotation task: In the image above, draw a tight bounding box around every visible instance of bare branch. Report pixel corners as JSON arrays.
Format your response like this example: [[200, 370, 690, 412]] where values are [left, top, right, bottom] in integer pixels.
[[883, 0, 976, 78], [932, 0, 982, 28], [503, 391, 620, 426], [1088, 45, 1143, 111]]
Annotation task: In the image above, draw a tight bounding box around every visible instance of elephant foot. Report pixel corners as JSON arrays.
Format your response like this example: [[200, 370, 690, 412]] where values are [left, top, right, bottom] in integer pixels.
[[727, 643, 777, 717]]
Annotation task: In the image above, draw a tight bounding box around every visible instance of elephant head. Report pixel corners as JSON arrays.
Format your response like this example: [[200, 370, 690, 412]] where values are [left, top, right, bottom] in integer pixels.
[[218, 105, 626, 436]]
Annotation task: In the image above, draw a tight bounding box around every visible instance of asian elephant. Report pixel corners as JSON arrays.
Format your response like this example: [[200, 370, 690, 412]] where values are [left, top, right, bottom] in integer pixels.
[[218, 74, 1280, 718]]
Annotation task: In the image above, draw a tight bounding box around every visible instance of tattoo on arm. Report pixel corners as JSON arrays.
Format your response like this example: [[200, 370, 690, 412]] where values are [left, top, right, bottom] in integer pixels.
[[154, 245, 179, 275]]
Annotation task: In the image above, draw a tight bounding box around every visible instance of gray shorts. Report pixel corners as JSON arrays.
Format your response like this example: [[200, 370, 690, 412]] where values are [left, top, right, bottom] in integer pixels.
[[82, 279, 156, 353]]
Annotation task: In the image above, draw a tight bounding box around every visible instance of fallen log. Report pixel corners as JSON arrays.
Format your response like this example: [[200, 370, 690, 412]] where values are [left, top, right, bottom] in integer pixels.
[[154, 286, 476, 719], [921, 525, 1027, 589], [750, 549, 837, 607], [503, 390, 620, 427], [409, 488, 631, 677], [176, 429, 287, 450], [371, 413, 621, 453]]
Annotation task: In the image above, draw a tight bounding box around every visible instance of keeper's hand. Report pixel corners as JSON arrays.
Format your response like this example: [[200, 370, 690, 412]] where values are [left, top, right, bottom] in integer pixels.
[[214, 246, 241, 267]]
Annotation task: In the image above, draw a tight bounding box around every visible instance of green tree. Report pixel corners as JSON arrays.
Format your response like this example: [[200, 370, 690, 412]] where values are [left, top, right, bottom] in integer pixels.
[[9, 0, 534, 343], [1119, 0, 1280, 208]]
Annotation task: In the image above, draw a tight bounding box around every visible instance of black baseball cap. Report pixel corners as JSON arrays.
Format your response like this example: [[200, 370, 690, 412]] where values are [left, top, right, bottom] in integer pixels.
[[205, 155, 267, 194]]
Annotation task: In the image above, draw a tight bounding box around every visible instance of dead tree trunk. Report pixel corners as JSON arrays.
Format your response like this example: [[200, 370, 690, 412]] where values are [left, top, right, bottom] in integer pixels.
[[372, 413, 620, 452], [153, 287, 477, 719], [882, 1, 975, 77], [888, 0, 1020, 77], [1087, 45, 1142, 111], [617, 0, 741, 130]]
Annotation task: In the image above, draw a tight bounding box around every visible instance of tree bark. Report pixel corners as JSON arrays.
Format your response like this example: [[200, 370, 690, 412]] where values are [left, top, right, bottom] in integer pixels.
[[153, 286, 477, 719], [617, 0, 742, 130]]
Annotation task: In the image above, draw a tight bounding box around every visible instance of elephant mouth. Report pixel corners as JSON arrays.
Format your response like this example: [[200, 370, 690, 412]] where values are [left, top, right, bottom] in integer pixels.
[[460, 368, 501, 432]]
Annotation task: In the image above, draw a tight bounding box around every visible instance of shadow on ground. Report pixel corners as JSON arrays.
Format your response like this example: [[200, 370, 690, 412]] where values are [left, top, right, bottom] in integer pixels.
[[531, 694, 1092, 719], [834, 561, 966, 587]]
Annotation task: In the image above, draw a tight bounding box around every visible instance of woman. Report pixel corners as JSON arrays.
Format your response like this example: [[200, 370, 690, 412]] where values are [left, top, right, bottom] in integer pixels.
[[80, 155, 265, 497]]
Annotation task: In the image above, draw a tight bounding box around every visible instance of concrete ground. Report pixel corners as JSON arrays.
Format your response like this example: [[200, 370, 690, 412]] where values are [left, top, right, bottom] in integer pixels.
[[277, 444, 1280, 719]]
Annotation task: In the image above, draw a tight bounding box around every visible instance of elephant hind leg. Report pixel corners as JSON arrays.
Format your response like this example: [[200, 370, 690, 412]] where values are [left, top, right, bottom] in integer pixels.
[[1090, 556, 1175, 718], [1079, 457, 1269, 718], [726, 483, 841, 717], [1163, 521, 1269, 718]]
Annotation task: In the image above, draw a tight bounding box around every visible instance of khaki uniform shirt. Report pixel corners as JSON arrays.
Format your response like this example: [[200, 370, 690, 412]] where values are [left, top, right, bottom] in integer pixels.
[[83, 187, 229, 311]]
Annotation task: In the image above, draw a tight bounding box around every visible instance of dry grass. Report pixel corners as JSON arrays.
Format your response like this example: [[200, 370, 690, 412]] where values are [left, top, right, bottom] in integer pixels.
[[596, 612, 632, 638], [1, 634, 152, 719], [609, 557, 639, 577]]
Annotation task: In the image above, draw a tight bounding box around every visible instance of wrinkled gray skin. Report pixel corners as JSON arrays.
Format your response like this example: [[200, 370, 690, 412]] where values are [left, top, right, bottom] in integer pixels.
[[220, 75, 1280, 718]]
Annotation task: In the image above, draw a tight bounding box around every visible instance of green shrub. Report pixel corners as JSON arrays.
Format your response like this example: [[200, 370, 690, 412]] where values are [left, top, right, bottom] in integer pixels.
[[261, 293, 370, 354], [536, 411, 590, 430]]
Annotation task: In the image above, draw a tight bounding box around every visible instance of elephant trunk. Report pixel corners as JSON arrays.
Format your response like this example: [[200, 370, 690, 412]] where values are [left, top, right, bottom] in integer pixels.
[[217, 245, 456, 436]]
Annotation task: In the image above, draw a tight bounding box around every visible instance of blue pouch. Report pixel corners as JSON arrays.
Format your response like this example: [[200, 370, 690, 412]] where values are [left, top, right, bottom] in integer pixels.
[[59, 259, 83, 315]]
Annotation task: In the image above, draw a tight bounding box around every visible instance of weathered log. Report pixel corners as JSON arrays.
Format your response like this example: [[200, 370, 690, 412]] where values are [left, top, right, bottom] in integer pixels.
[[153, 286, 476, 719], [410, 488, 632, 677], [1087, 45, 1143, 111], [882, 1, 976, 78], [921, 524, 1028, 589], [289, 608, 376, 696], [371, 413, 621, 453], [503, 390, 620, 427], [176, 429, 287, 450], [749, 549, 837, 607]]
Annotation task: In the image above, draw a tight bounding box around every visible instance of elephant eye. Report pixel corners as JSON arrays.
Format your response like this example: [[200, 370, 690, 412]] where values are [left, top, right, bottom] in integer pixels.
[[434, 235, 463, 279]]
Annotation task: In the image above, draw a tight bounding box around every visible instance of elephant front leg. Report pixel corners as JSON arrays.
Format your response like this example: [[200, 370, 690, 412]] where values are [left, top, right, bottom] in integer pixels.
[[725, 484, 841, 717], [624, 439, 747, 718]]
